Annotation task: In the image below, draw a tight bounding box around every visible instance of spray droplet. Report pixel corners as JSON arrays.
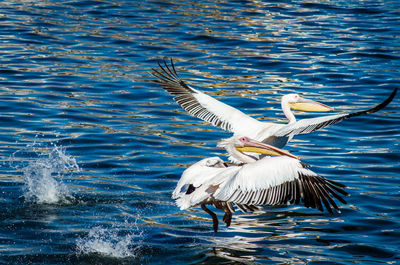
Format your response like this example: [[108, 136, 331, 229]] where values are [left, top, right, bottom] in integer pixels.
[[76, 221, 143, 258], [22, 145, 79, 204]]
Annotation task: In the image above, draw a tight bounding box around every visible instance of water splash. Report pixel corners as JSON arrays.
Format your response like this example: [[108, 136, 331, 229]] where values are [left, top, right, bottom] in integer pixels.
[[76, 221, 143, 258], [22, 144, 79, 204]]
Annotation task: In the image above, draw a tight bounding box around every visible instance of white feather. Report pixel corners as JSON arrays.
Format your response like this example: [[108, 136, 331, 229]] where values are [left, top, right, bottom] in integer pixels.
[[214, 156, 311, 201]]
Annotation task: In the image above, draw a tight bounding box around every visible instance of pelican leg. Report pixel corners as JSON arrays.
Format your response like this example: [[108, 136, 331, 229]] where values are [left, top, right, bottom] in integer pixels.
[[221, 205, 232, 227], [201, 204, 219, 232], [213, 201, 232, 227]]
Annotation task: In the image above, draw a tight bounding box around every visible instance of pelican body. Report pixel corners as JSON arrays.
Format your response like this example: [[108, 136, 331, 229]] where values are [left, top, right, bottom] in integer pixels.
[[152, 59, 397, 148], [172, 136, 348, 232]]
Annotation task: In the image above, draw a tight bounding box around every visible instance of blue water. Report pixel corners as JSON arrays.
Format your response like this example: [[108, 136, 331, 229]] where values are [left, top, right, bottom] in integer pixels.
[[0, 0, 399, 264]]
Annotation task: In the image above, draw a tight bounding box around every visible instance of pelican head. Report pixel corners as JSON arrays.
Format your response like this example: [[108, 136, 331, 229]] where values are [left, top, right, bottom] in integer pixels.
[[218, 136, 299, 163], [283, 94, 334, 112], [281, 94, 334, 124]]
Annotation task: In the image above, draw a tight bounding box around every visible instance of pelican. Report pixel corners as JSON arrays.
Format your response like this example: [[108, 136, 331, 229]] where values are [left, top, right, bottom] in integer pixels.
[[172, 136, 348, 232], [152, 59, 397, 148]]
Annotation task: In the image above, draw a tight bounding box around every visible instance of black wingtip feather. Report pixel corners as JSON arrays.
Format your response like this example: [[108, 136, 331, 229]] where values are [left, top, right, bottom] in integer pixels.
[[152, 58, 196, 94], [348, 87, 397, 118]]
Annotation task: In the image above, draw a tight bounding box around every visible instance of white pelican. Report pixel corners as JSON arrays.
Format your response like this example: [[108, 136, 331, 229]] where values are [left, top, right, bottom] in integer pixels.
[[172, 136, 348, 232], [152, 59, 397, 148]]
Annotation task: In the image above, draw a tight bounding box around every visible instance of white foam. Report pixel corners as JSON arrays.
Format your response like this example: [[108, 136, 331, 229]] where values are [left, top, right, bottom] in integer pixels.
[[76, 222, 143, 258], [22, 144, 79, 204]]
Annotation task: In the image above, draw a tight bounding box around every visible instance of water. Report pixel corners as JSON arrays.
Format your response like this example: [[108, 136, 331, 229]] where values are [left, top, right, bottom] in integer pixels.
[[20, 144, 78, 204], [76, 221, 143, 259], [0, 0, 399, 264]]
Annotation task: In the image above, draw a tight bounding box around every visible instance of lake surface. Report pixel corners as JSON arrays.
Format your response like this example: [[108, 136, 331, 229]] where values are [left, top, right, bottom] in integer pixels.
[[0, 0, 399, 264]]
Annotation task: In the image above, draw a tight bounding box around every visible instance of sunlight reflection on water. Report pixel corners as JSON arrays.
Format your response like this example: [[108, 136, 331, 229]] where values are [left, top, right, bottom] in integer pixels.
[[0, 0, 399, 264]]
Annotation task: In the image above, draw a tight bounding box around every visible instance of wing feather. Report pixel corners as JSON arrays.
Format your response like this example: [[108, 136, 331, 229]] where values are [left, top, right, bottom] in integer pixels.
[[214, 156, 348, 213], [152, 59, 264, 134]]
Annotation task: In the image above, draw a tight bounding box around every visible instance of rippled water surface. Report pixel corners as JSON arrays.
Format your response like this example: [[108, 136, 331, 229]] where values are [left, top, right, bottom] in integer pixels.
[[0, 0, 399, 264]]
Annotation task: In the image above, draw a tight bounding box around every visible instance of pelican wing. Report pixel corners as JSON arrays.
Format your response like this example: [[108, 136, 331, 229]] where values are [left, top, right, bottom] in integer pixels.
[[172, 157, 236, 210], [214, 156, 348, 213], [172, 157, 225, 200], [152, 59, 263, 134], [273, 88, 397, 138]]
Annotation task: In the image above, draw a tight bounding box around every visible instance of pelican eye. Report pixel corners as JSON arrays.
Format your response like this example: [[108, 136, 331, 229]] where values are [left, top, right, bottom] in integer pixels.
[[239, 136, 250, 143]]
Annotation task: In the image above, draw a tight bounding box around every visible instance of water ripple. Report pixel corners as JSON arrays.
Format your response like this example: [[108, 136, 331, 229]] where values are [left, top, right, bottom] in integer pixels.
[[0, 0, 399, 264]]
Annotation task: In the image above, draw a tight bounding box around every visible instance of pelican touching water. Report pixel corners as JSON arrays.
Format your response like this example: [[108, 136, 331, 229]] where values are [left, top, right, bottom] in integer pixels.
[[172, 136, 348, 232], [152, 59, 397, 148]]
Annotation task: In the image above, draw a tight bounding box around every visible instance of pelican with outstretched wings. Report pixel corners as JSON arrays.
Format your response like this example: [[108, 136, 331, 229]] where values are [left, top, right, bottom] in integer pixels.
[[152, 59, 397, 148]]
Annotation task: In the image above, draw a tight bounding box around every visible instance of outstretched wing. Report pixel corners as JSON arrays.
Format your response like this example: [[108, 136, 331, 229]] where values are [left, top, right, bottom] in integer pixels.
[[151, 59, 265, 135], [214, 156, 348, 214], [273, 88, 397, 138]]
